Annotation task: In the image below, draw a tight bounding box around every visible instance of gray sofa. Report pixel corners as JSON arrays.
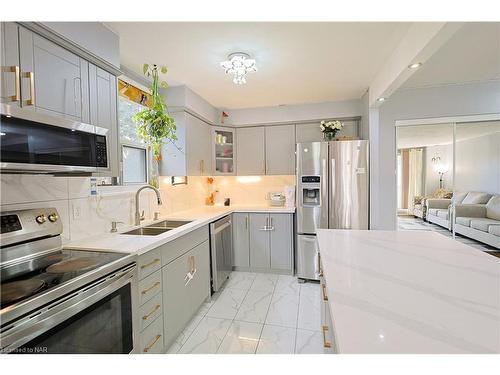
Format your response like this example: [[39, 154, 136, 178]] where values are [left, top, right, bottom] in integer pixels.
[[454, 194, 500, 249], [426, 198, 452, 229]]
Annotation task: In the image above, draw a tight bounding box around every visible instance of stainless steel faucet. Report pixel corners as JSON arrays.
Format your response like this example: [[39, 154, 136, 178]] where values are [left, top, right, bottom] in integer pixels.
[[135, 185, 163, 225]]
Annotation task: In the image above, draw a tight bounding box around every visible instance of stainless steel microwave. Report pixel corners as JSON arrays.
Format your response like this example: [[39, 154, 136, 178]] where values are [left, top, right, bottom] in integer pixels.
[[0, 104, 108, 174]]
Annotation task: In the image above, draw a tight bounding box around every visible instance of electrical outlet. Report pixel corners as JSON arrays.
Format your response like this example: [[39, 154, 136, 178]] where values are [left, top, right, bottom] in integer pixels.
[[72, 202, 83, 221]]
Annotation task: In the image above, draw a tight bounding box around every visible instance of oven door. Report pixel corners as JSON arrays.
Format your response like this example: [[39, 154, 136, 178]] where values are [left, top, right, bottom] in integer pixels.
[[0, 264, 139, 354]]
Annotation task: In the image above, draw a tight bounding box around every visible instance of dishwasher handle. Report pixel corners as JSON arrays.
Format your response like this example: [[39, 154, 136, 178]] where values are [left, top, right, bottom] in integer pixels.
[[212, 220, 231, 234]]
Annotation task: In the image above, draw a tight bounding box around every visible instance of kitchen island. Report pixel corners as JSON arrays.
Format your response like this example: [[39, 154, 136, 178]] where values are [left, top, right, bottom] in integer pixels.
[[316, 229, 500, 354]]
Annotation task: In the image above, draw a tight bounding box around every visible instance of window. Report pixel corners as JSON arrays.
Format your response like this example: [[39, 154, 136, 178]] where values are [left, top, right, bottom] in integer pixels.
[[118, 80, 151, 184]]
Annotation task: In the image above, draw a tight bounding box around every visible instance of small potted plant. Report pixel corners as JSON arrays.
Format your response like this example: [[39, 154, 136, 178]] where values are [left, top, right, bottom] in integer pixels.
[[320, 120, 344, 141], [133, 64, 177, 188]]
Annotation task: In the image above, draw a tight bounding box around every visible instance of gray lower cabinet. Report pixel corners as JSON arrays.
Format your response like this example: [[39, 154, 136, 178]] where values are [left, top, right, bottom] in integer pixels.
[[135, 226, 210, 353], [249, 213, 271, 268], [136, 267, 164, 354], [162, 240, 210, 349], [232, 213, 250, 267], [233, 212, 294, 273], [269, 213, 293, 270]]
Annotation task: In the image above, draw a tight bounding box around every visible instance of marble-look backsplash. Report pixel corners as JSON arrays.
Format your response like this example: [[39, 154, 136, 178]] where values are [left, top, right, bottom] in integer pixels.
[[0, 174, 295, 244]]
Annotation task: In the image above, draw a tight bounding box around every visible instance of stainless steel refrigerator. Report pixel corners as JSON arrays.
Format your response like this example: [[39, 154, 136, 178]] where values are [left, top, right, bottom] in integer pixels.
[[296, 140, 369, 281]]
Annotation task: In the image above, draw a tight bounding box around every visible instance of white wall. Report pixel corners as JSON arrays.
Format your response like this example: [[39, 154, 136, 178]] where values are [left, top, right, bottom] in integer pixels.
[[455, 131, 500, 194], [371, 80, 500, 229]]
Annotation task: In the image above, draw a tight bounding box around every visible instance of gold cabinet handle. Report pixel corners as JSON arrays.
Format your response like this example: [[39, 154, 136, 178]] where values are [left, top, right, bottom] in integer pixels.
[[143, 334, 161, 353], [141, 258, 160, 270], [322, 325, 332, 348], [142, 304, 161, 321], [321, 284, 328, 301], [141, 281, 160, 295], [2, 65, 20, 102], [22, 71, 35, 105]]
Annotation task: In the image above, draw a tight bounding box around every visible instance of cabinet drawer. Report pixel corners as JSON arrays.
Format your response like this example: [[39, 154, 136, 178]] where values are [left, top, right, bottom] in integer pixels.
[[138, 270, 162, 305], [322, 305, 336, 354], [160, 226, 209, 266], [139, 293, 163, 332], [138, 248, 161, 280], [139, 315, 164, 354]]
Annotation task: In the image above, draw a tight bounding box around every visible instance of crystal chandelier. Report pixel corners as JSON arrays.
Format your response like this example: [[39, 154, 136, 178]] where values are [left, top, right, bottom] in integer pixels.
[[220, 52, 257, 85]]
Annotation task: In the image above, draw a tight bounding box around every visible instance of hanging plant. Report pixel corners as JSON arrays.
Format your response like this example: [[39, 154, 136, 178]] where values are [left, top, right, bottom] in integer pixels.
[[132, 64, 177, 187]]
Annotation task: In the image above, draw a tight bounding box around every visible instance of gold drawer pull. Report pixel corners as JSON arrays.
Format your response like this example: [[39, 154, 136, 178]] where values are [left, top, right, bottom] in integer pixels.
[[143, 334, 161, 353], [141, 281, 160, 295], [141, 258, 160, 270], [322, 325, 332, 348], [142, 304, 161, 321], [321, 284, 328, 301]]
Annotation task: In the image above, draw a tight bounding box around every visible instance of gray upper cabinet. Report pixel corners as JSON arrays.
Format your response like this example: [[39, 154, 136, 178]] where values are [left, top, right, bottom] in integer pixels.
[[232, 213, 250, 268], [161, 111, 212, 176], [236, 127, 266, 175], [249, 213, 271, 269], [265, 125, 296, 175], [1, 22, 20, 106], [269, 214, 293, 270], [18, 26, 90, 121], [89, 64, 118, 176]]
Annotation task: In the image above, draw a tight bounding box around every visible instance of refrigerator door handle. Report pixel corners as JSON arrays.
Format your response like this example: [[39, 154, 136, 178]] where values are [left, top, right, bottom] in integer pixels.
[[330, 158, 336, 201]]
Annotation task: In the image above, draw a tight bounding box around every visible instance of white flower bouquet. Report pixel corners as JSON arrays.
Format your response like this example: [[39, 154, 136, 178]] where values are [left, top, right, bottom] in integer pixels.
[[320, 120, 344, 140]]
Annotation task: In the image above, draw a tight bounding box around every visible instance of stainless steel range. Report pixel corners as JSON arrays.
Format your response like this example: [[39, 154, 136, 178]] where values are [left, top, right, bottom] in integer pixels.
[[0, 208, 138, 354]]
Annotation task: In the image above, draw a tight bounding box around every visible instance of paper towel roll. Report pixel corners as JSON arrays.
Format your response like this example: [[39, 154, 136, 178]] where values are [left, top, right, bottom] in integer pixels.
[[284, 185, 296, 208]]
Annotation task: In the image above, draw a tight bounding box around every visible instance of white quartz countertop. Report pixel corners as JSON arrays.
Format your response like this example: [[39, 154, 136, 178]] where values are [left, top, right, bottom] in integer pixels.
[[316, 229, 500, 354], [65, 205, 295, 256]]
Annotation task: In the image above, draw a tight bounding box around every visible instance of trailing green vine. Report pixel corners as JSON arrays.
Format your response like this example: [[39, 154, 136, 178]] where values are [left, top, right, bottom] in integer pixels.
[[132, 64, 177, 162]]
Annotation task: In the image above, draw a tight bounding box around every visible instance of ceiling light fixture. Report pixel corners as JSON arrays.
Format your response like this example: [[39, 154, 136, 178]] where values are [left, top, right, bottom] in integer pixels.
[[408, 62, 422, 69], [220, 52, 257, 85], [377, 97, 386, 102]]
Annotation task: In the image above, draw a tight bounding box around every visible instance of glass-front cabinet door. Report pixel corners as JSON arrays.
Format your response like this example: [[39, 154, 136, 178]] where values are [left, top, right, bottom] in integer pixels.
[[213, 126, 236, 175]]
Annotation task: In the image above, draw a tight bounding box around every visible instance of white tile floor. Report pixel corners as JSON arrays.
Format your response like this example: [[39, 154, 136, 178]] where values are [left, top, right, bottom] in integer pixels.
[[167, 272, 324, 354], [398, 215, 498, 252]]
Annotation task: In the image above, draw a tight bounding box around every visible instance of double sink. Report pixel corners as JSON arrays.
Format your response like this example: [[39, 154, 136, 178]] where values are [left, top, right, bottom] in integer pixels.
[[122, 220, 191, 236]]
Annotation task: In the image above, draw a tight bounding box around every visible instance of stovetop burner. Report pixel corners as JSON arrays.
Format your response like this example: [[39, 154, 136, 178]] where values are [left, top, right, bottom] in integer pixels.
[[0, 249, 127, 309], [46, 257, 100, 274], [1, 279, 46, 306]]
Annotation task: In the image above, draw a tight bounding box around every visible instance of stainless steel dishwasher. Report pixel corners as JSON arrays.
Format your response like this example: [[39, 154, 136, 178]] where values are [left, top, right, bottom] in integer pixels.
[[209, 215, 232, 292]]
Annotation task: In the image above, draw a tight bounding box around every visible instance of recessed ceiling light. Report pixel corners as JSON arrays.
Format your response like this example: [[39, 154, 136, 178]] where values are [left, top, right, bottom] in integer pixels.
[[377, 97, 386, 102], [220, 52, 257, 85], [408, 62, 422, 69]]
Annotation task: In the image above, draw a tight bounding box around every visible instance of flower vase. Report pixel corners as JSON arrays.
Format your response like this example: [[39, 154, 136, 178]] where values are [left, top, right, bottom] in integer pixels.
[[323, 131, 338, 141]]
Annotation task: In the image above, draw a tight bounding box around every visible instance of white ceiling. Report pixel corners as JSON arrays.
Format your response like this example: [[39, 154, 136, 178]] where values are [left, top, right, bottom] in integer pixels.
[[106, 22, 411, 109], [402, 23, 500, 89], [397, 121, 500, 149]]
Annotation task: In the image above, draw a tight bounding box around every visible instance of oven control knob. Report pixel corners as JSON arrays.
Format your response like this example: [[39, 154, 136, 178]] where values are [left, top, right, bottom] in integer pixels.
[[48, 213, 59, 222], [35, 214, 46, 224]]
